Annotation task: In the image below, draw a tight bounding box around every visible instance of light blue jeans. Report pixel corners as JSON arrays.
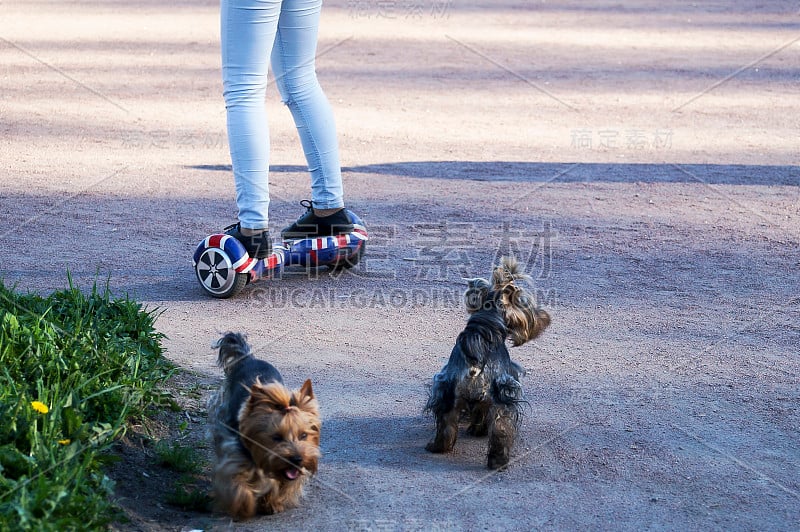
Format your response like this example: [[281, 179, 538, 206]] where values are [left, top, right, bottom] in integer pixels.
[[221, 0, 344, 230]]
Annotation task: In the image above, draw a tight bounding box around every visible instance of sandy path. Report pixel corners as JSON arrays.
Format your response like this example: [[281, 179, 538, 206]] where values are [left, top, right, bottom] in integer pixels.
[[1, 1, 798, 530]]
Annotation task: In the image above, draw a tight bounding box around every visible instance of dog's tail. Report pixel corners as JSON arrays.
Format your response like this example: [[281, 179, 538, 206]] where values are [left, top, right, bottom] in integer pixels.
[[213, 332, 251, 374], [491, 373, 525, 425]]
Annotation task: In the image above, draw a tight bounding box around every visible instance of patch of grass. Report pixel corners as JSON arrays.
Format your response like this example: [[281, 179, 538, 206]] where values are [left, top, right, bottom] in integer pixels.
[[154, 438, 212, 513], [0, 279, 174, 531], [154, 440, 203, 474], [164, 476, 213, 512]]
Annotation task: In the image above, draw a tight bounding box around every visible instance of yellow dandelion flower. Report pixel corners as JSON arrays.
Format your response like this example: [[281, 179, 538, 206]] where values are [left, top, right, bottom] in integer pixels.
[[31, 401, 49, 414], [58, 439, 71, 445]]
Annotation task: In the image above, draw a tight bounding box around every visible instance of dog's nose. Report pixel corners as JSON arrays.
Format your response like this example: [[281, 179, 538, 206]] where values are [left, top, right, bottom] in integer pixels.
[[289, 455, 303, 466], [468, 367, 481, 378]]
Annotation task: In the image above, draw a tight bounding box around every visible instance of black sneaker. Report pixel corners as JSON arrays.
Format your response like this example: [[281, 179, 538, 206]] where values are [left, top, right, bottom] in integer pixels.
[[223, 223, 272, 259], [281, 200, 354, 240]]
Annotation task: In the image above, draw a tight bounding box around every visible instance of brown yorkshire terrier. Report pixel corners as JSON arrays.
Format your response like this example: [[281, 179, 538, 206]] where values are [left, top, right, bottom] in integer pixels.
[[207, 332, 321, 519], [425, 256, 550, 469]]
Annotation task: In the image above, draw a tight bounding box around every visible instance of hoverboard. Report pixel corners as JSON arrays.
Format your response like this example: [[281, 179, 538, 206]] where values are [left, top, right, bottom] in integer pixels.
[[193, 210, 367, 298]]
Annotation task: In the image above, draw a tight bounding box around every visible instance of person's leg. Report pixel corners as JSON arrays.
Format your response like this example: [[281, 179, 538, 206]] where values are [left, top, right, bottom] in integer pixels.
[[221, 0, 282, 231], [271, 0, 345, 212]]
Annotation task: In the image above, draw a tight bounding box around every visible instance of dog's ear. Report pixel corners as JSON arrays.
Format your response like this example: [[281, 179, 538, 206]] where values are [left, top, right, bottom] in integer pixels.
[[291, 379, 320, 417], [500, 285, 551, 346], [503, 289, 551, 345], [299, 379, 315, 400], [500, 283, 526, 311], [527, 307, 551, 341]]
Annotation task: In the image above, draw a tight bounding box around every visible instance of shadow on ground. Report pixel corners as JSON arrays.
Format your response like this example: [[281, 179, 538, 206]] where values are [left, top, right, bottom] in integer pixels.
[[188, 161, 800, 186]]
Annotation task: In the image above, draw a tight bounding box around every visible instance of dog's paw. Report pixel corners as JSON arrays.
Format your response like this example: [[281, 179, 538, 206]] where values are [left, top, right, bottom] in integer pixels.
[[425, 439, 451, 453], [487, 449, 510, 470]]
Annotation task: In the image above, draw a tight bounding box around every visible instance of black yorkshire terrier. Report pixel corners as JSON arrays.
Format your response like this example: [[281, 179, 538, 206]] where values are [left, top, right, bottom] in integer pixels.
[[425, 256, 551, 469]]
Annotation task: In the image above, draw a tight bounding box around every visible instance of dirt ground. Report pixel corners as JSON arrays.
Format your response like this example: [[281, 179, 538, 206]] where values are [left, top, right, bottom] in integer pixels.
[[1, 0, 799, 530]]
